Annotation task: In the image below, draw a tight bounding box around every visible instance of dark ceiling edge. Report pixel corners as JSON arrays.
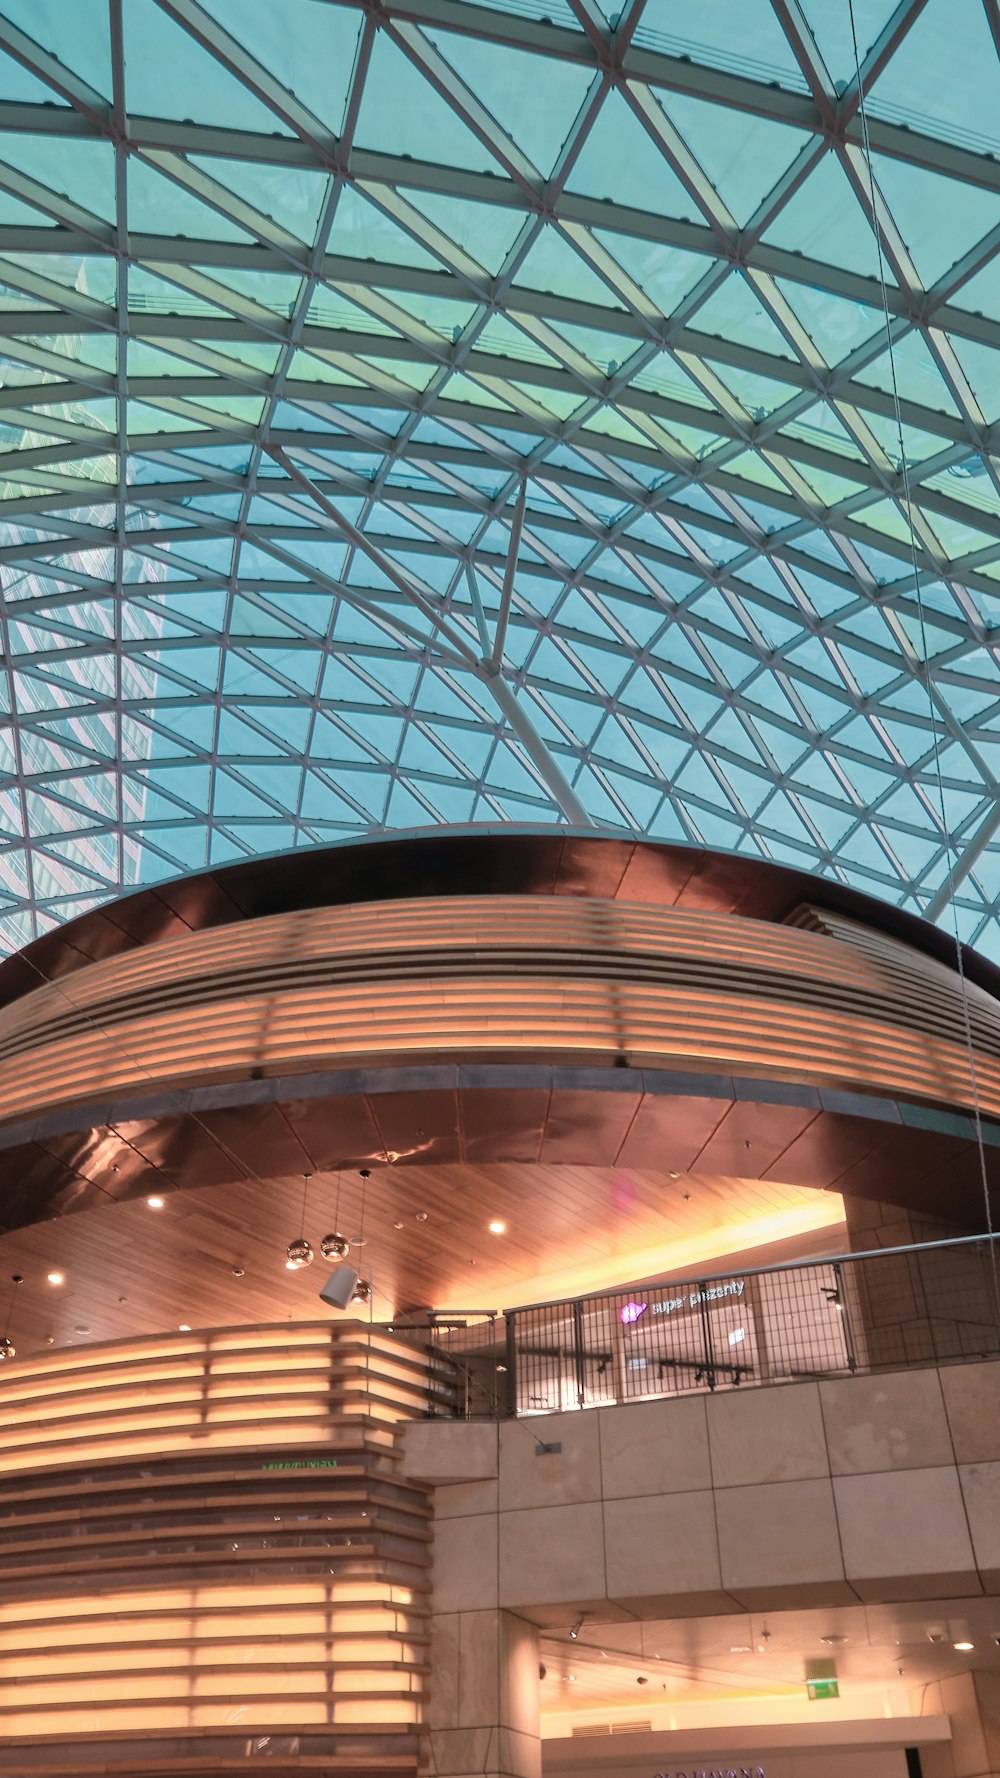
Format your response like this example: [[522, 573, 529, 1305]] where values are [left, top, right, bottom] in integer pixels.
[[2, 825, 995, 1008], [6, 1062, 999, 1163]]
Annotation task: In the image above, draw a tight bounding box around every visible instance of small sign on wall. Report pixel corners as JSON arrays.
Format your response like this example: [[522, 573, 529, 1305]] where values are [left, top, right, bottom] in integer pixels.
[[806, 1657, 840, 1701]]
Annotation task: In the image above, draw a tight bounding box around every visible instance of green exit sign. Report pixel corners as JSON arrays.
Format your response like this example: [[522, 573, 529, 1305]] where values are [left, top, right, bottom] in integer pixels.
[[807, 1677, 840, 1701]]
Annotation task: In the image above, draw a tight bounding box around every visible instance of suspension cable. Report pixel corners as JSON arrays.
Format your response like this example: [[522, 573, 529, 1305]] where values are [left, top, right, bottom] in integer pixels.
[[846, 0, 997, 1306]]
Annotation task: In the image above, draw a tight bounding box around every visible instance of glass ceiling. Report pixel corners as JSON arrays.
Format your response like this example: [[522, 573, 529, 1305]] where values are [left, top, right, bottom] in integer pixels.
[[1, 0, 1000, 955]]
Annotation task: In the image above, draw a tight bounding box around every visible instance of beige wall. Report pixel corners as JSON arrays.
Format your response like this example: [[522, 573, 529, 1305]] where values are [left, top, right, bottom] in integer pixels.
[[403, 1359, 1000, 1620]]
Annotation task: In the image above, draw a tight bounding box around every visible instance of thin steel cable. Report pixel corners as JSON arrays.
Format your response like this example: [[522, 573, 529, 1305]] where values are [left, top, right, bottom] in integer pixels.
[[1, 1274, 19, 1345], [846, 0, 998, 1308]]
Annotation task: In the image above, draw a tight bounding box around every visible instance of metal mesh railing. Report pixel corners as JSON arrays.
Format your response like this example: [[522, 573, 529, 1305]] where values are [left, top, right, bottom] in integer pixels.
[[404, 1234, 1000, 1419]]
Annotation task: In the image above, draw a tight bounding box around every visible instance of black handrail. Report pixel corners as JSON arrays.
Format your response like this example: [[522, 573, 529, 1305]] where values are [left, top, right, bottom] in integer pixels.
[[399, 1231, 1000, 1419]]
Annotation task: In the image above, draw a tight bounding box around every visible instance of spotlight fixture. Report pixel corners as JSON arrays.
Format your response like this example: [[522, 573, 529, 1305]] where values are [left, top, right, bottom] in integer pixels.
[[46, 1271, 64, 1287], [146, 1196, 165, 1211], [488, 1220, 506, 1235], [822, 1287, 843, 1311], [569, 1615, 585, 1640], [320, 1265, 360, 1309]]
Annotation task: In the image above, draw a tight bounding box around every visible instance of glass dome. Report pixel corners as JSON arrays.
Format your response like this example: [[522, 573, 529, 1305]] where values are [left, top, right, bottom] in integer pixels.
[[1, 0, 999, 954]]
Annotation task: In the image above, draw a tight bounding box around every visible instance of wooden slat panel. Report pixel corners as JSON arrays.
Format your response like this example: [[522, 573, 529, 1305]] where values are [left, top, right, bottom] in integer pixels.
[[0, 895, 994, 1136], [0, 1323, 436, 1775]]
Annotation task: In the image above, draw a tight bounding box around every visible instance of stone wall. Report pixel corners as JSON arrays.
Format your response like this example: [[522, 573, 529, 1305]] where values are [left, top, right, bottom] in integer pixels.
[[402, 1359, 1000, 1619]]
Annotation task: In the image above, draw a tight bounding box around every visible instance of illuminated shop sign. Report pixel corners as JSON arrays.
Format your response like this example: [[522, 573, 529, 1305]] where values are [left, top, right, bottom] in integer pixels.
[[653, 1766, 764, 1778], [651, 1280, 746, 1317], [261, 1458, 338, 1470]]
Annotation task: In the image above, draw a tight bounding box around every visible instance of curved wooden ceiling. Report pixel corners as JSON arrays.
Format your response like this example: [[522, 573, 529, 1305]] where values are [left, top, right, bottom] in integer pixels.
[[0, 1164, 847, 1357]]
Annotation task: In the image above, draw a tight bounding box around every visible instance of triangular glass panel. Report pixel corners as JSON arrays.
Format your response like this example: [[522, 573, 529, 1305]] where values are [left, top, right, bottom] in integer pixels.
[[198, 0, 362, 136], [867, 0, 1000, 154], [123, 0, 294, 131], [565, 90, 699, 220], [634, 0, 809, 87], [872, 153, 1000, 289], [426, 28, 594, 177], [763, 151, 883, 279], [189, 156, 330, 244], [0, 0, 113, 99], [659, 91, 811, 227], [401, 188, 526, 274], [355, 32, 507, 174]]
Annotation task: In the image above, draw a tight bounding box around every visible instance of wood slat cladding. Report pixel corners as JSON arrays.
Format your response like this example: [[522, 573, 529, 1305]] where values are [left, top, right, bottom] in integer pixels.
[[0, 895, 998, 1135], [0, 1323, 437, 1776]]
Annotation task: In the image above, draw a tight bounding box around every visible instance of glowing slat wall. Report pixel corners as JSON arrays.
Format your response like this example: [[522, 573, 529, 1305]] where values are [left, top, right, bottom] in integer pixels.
[[0, 895, 996, 1128], [0, 1324, 437, 1776]]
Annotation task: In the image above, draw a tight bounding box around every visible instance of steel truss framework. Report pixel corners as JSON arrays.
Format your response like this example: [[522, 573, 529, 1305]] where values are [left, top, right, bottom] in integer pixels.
[[2, 0, 1000, 952]]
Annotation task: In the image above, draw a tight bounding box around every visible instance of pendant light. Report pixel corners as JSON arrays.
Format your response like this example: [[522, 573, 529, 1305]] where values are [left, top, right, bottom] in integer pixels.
[[320, 1170, 350, 1261], [0, 1274, 22, 1360], [352, 1168, 372, 1307], [285, 1173, 314, 1270]]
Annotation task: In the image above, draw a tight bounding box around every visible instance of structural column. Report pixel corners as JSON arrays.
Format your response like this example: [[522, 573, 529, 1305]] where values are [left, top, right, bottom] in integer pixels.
[[428, 1609, 541, 1778], [843, 1197, 1000, 1366], [920, 1671, 1000, 1778]]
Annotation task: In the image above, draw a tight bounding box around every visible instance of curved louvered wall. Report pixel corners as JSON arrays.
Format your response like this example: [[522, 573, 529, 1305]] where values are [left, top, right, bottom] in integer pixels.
[[0, 894, 997, 1130], [0, 1324, 439, 1776]]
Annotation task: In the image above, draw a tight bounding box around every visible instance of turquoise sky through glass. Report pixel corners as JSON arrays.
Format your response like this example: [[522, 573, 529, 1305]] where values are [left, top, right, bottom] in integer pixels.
[[0, 0, 1000, 955]]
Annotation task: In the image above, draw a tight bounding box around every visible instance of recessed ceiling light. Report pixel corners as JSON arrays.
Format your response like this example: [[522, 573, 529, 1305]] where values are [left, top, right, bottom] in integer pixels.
[[954, 1639, 975, 1651], [46, 1271, 64, 1286], [392, 1220, 404, 1230], [146, 1196, 165, 1210], [488, 1219, 506, 1235], [729, 1645, 752, 1654], [178, 1323, 191, 1332]]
